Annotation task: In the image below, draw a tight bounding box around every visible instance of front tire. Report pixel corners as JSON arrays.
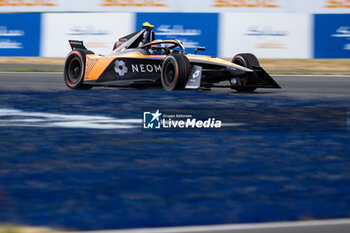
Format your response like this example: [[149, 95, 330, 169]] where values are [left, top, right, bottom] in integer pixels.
[[231, 53, 259, 93], [64, 50, 93, 90], [161, 54, 191, 91]]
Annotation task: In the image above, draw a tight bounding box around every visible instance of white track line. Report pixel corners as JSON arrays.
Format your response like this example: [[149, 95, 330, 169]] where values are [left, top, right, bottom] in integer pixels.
[[273, 74, 350, 78], [0, 72, 62, 74], [68, 218, 350, 233], [0, 108, 141, 129]]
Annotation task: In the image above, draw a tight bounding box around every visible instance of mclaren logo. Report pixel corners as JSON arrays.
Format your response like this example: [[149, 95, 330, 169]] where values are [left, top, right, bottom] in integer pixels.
[[114, 60, 128, 76]]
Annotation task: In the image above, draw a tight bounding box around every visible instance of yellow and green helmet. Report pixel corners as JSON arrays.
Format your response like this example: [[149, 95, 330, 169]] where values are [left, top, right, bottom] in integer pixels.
[[142, 22, 154, 29]]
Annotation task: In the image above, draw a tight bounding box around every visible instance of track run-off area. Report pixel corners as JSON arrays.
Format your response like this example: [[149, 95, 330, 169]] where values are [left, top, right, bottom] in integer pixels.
[[0, 72, 349, 231]]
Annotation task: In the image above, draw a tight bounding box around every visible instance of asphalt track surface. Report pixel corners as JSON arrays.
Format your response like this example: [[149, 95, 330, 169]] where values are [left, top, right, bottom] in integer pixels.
[[0, 72, 350, 232], [0, 72, 350, 99]]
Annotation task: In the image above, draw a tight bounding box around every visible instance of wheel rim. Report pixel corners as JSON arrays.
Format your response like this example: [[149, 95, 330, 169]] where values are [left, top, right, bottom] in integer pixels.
[[233, 59, 245, 67], [164, 61, 176, 87], [67, 56, 82, 84]]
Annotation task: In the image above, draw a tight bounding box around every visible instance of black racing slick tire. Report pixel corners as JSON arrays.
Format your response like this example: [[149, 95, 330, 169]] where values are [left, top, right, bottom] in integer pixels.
[[231, 53, 259, 93], [64, 50, 94, 90], [161, 54, 191, 91]]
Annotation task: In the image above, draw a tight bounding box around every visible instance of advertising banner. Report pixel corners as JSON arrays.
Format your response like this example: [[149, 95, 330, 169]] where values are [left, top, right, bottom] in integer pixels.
[[314, 14, 350, 58], [198, 0, 289, 13], [97, 0, 174, 12], [41, 13, 134, 57], [0, 13, 41, 56], [1, 0, 349, 13], [219, 13, 312, 58], [136, 13, 219, 56], [0, 0, 58, 12], [291, 0, 350, 14], [0, 0, 174, 13]]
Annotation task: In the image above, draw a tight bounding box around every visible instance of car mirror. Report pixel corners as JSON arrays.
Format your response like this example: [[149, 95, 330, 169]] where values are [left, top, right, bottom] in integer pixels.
[[194, 47, 206, 54]]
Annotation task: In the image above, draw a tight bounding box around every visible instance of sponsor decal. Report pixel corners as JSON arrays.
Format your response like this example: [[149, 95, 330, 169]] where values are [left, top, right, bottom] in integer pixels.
[[114, 60, 128, 76], [143, 109, 222, 130], [114, 60, 162, 77], [131, 63, 161, 73], [245, 25, 288, 37], [325, 0, 350, 8], [101, 0, 167, 7], [0, 39, 22, 49], [0, 0, 56, 6], [331, 26, 350, 50], [331, 26, 350, 37], [212, 0, 280, 8], [0, 26, 24, 49], [192, 70, 200, 78], [256, 42, 285, 49], [186, 66, 202, 89], [0, 26, 24, 36], [157, 25, 201, 36], [245, 25, 288, 49], [66, 26, 109, 36]]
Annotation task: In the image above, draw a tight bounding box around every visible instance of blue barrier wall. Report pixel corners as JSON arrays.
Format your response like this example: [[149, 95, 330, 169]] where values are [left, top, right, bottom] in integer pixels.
[[0, 13, 41, 56], [314, 14, 350, 58], [136, 13, 219, 56]]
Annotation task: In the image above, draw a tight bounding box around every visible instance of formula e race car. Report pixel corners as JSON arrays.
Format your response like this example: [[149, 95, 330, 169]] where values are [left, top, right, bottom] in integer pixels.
[[64, 29, 280, 92]]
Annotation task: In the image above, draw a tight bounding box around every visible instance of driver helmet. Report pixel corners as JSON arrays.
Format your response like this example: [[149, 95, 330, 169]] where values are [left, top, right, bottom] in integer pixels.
[[142, 22, 154, 29]]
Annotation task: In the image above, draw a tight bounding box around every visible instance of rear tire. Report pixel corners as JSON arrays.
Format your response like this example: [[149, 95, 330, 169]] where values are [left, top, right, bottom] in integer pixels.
[[64, 50, 93, 90], [231, 53, 259, 93], [161, 54, 191, 91]]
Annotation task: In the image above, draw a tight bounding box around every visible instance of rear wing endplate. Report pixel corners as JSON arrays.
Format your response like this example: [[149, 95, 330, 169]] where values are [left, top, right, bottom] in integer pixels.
[[69, 40, 87, 50]]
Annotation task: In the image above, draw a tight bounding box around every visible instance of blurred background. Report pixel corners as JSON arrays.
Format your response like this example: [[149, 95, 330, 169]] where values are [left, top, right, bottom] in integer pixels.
[[1, 1, 350, 232], [0, 0, 349, 58]]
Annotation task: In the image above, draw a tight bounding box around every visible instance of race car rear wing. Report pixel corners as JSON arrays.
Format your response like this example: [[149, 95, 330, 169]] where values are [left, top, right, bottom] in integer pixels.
[[118, 30, 141, 42], [69, 40, 87, 50]]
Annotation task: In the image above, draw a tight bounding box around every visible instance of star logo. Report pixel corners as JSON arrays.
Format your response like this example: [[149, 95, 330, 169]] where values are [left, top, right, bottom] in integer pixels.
[[143, 109, 162, 129], [151, 109, 162, 123]]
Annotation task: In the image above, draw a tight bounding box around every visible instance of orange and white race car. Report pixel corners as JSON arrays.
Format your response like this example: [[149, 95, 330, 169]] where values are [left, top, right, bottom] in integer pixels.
[[64, 29, 280, 92]]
